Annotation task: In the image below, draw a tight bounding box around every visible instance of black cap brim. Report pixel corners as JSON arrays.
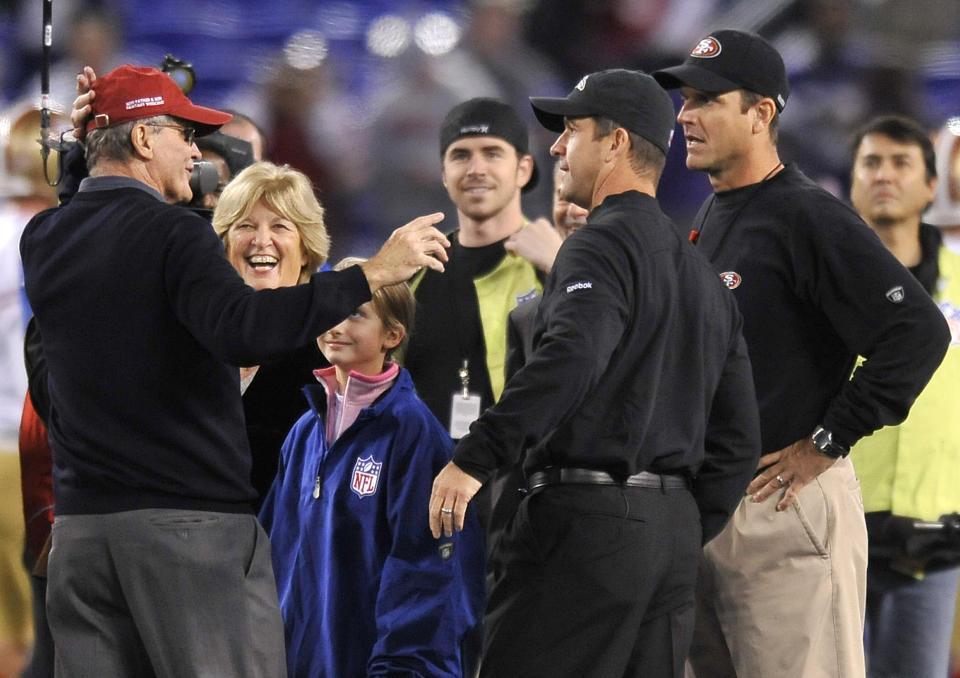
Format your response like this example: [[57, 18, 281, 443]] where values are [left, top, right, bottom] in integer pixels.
[[529, 96, 599, 133], [653, 64, 742, 95]]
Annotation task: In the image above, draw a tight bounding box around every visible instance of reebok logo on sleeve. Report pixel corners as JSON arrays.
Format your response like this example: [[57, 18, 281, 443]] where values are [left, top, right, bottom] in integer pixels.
[[566, 281, 593, 294]]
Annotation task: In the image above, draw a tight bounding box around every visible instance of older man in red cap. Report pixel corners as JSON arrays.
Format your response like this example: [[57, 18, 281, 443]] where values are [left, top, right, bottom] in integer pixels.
[[20, 64, 449, 677]]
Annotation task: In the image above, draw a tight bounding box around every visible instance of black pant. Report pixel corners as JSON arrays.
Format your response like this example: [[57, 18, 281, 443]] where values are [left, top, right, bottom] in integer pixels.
[[480, 483, 700, 678]]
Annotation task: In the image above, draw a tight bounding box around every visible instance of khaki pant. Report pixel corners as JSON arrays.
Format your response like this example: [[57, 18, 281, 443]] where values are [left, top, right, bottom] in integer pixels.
[[687, 457, 867, 678], [0, 452, 32, 646], [0, 451, 32, 677]]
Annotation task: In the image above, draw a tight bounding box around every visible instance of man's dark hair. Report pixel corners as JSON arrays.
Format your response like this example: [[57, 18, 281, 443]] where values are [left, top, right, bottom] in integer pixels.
[[593, 116, 666, 181], [850, 115, 937, 182], [739, 90, 779, 144]]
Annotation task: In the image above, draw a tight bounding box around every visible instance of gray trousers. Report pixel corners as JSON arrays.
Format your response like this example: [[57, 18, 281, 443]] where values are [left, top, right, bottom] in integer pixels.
[[47, 509, 286, 678]]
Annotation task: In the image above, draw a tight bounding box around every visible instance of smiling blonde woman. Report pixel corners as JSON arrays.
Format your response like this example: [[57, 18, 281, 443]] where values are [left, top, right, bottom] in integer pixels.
[[213, 161, 330, 289], [212, 161, 332, 508]]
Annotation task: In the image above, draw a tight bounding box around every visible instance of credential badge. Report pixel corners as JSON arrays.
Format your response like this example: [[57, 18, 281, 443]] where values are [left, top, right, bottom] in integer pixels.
[[351, 455, 382, 498]]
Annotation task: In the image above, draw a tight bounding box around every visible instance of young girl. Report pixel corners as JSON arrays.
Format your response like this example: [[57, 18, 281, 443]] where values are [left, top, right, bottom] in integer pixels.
[[259, 259, 484, 678]]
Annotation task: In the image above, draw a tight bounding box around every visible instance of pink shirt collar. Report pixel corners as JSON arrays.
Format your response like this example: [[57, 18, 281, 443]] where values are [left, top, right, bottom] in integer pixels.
[[314, 362, 399, 444]]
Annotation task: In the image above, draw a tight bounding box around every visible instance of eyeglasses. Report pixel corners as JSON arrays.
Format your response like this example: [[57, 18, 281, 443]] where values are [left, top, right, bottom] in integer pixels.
[[151, 124, 197, 145]]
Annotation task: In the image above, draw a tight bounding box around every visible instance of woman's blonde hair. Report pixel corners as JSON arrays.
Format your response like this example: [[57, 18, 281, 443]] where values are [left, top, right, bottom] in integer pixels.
[[334, 257, 415, 360], [212, 162, 330, 283]]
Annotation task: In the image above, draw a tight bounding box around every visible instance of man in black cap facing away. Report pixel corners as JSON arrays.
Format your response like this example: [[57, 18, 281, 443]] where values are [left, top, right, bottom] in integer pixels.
[[428, 69, 762, 677], [654, 30, 950, 677]]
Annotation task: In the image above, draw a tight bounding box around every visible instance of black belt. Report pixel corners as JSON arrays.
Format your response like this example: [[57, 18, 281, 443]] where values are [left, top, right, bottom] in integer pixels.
[[526, 467, 689, 491]]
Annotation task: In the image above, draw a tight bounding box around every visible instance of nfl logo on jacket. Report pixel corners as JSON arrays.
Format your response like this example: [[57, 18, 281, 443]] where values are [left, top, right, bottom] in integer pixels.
[[351, 456, 382, 497]]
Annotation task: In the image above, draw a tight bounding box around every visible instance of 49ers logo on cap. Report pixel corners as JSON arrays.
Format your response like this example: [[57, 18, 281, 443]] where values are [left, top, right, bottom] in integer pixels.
[[691, 37, 721, 58], [719, 271, 741, 289]]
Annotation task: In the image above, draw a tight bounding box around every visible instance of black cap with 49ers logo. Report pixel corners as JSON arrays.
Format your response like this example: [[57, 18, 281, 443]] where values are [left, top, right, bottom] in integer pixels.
[[653, 29, 789, 112]]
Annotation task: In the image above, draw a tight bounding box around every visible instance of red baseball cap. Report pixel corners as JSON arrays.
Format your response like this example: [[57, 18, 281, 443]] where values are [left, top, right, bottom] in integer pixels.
[[86, 64, 232, 135]]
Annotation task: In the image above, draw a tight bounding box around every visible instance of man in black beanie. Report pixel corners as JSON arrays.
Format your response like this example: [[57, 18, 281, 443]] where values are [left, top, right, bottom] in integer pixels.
[[404, 97, 542, 441]]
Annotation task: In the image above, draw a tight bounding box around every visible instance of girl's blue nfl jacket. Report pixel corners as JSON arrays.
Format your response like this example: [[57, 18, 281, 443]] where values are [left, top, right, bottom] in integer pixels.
[[259, 367, 484, 677]]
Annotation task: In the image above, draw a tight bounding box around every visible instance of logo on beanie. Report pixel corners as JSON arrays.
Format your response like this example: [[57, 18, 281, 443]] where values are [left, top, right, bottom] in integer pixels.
[[575, 75, 588, 91], [459, 124, 489, 135], [691, 37, 721, 58]]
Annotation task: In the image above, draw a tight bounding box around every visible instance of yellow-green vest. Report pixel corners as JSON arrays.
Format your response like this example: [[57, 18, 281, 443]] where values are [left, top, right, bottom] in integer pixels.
[[850, 247, 960, 521], [408, 244, 541, 402], [473, 253, 542, 399]]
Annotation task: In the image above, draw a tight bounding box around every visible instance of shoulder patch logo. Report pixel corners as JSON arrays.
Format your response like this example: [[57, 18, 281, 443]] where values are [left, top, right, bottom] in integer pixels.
[[885, 286, 905, 303], [691, 37, 721, 58], [719, 271, 741, 289], [566, 281, 593, 294], [351, 455, 382, 498]]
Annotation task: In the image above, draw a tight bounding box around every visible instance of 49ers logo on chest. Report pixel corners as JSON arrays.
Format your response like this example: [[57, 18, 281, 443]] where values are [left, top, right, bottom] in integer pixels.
[[351, 455, 383, 498], [719, 271, 742, 289], [691, 37, 721, 58]]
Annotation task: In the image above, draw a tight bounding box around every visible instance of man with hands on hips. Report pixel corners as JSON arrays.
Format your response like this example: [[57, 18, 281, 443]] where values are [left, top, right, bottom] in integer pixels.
[[653, 30, 951, 677]]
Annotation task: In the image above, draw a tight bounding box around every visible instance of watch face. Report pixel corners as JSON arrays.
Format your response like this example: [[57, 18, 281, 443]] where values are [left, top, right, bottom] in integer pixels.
[[812, 427, 843, 457], [813, 428, 830, 448], [814, 428, 847, 458]]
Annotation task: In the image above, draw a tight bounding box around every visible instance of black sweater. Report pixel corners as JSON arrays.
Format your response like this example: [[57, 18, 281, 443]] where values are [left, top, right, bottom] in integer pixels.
[[453, 191, 761, 542], [695, 164, 950, 453], [20, 178, 370, 515]]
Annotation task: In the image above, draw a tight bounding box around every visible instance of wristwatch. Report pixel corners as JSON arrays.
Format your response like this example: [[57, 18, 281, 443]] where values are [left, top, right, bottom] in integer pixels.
[[811, 425, 848, 458]]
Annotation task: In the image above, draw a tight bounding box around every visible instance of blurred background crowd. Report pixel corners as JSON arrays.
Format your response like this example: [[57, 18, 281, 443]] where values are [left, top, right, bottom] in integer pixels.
[[2, 0, 959, 257], [0, 0, 959, 676]]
